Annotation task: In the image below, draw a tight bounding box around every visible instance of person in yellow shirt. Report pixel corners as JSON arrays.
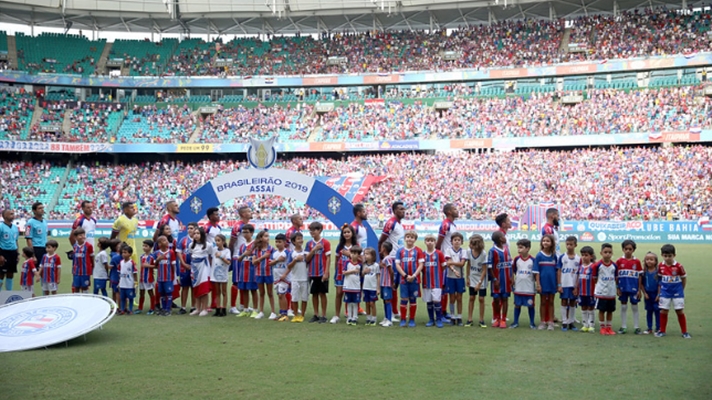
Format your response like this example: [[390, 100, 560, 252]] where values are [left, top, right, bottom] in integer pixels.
[[111, 202, 139, 263]]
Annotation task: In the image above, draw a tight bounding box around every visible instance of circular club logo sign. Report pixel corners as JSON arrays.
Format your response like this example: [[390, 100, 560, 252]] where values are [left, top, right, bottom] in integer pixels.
[[0, 307, 77, 337], [4, 295, 24, 304]]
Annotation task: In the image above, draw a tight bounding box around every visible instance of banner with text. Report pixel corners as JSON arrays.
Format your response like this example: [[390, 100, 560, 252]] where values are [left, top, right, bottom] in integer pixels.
[[1, 130, 709, 154], [44, 219, 712, 243], [2, 52, 710, 89]]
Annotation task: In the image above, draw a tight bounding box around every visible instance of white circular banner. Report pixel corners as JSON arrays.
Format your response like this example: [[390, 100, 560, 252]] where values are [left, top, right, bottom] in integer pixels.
[[0, 294, 116, 352]]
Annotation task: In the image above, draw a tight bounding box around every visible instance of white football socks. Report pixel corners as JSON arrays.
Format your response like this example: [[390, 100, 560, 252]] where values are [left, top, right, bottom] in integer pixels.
[[561, 305, 568, 324]]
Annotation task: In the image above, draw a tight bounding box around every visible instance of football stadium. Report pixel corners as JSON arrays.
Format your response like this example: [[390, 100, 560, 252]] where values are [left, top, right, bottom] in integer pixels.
[[0, 0, 711, 398]]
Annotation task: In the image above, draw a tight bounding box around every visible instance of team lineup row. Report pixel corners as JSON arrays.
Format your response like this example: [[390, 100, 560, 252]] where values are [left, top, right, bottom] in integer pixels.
[[2, 201, 691, 338]]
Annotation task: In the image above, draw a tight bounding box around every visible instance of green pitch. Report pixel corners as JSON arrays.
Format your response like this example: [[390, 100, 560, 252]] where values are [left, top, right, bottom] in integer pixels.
[[2, 239, 711, 399]]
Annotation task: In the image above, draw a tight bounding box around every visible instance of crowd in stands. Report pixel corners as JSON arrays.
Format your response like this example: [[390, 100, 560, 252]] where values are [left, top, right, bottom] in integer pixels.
[[65, 102, 124, 142], [565, 9, 712, 61], [317, 85, 711, 141], [200, 103, 315, 143], [159, 9, 709, 76], [23, 101, 67, 141], [2, 83, 710, 143], [5, 146, 710, 224], [110, 38, 178, 76], [0, 160, 63, 218], [3, 8, 708, 78], [114, 104, 196, 143], [0, 88, 34, 140]]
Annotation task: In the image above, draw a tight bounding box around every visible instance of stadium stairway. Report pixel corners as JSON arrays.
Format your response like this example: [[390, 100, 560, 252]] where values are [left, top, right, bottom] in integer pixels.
[[305, 106, 321, 142], [188, 123, 202, 143], [62, 110, 71, 136], [30, 102, 44, 128], [6, 35, 18, 69], [96, 41, 113, 75], [307, 126, 323, 142], [47, 159, 73, 212], [560, 28, 571, 53]]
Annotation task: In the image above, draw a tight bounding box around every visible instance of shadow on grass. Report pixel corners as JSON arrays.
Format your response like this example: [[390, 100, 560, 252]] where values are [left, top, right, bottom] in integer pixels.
[[24, 326, 121, 352]]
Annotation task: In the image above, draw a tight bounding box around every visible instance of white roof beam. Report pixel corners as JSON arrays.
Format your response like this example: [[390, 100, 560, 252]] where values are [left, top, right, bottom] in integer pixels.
[[262, 18, 275, 34], [429, 10, 440, 30], [459, 8, 470, 27], [229, 17, 250, 35], [121, 17, 131, 32], [372, 13, 384, 31]]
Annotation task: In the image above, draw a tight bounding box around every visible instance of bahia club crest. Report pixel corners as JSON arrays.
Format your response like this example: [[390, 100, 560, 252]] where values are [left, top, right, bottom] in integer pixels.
[[247, 137, 277, 170]]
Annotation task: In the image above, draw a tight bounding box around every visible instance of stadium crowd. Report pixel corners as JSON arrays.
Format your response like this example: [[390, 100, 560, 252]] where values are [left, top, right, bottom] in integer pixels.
[[3, 145, 710, 223], [117, 104, 197, 143], [3, 84, 710, 143], [200, 103, 315, 143], [3, 8, 709, 78], [565, 9, 712, 61], [135, 8, 712, 76], [317, 85, 710, 141], [65, 102, 124, 142], [0, 88, 34, 140]]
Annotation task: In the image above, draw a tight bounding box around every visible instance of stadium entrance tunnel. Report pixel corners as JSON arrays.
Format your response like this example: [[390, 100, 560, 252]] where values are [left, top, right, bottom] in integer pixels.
[[178, 168, 379, 249]]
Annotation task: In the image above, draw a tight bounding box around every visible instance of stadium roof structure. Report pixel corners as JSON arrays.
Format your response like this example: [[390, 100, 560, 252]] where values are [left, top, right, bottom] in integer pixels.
[[0, 0, 692, 36]]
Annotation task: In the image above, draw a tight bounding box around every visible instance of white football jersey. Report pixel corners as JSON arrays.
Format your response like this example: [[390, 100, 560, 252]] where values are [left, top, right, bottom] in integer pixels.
[[362, 262, 380, 291], [119, 259, 136, 289], [445, 247, 465, 279], [468, 250, 488, 288], [211, 248, 231, 283], [288, 250, 308, 282], [559, 254, 581, 288], [594, 262, 617, 299], [271, 249, 290, 282], [343, 262, 361, 291], [513, 256, 535, 295]]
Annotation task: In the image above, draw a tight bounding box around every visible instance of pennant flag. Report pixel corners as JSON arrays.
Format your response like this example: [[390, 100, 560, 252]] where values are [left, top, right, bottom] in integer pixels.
[[684, 53, 696, 59], [317, 173, 387, 203]]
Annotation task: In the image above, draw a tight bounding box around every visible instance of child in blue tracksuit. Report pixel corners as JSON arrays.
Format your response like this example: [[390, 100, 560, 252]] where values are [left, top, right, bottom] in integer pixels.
[[109, 239, 122, 306], [642, 252, 660, 334]]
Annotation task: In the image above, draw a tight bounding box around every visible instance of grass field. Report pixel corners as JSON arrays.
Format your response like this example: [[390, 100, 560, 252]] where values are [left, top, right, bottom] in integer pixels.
[[2, 239, 711, 400]]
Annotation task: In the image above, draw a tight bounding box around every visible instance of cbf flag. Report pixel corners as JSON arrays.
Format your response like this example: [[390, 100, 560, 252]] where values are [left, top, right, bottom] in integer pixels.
[[317, 174, 386, 203]]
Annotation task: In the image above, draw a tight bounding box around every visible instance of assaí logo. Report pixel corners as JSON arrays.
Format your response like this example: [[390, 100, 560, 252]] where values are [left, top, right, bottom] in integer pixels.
[[580, 232, 594, 242]]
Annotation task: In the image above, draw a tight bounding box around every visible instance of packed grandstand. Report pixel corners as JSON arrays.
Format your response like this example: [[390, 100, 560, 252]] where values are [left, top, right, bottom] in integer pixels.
[[0, 3, 711, 227], [3, 8, 712, 77], [2, 145, 711, 222]]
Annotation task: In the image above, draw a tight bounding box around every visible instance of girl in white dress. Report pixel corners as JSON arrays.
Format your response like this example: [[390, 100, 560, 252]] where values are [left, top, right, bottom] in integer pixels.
[[188, 227, 216, 316]]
